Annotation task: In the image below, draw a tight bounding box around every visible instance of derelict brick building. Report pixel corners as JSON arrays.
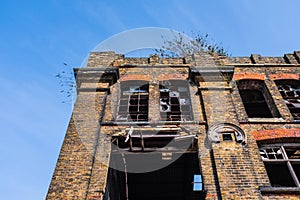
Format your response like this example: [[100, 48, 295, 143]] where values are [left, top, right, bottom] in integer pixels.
[[47, 51, 300, 200]]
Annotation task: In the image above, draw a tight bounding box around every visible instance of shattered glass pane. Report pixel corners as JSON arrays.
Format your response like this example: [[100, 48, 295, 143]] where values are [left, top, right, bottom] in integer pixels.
[[159, 80, 193, 121], [276, 80, 300, 120]]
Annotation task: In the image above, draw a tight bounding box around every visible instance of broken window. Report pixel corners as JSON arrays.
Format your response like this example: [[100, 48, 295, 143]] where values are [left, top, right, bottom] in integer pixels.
[[275, 80, 300, 120], [159, 80, 193, 121], [117, 81, 149, 122], [237, 80, 280, 118], [259, 144, 300, 187]]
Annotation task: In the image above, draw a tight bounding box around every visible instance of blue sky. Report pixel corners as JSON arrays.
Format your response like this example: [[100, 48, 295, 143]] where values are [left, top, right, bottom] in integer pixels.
[[0, 0, 300, 199]]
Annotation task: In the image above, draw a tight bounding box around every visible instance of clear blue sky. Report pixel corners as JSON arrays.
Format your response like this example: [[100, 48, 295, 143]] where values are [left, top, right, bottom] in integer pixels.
[[0, 0, 299, 199]]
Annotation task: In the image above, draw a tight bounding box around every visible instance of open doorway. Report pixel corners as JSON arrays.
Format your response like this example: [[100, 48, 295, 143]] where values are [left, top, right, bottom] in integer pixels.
[[104, 150, 204, 200]]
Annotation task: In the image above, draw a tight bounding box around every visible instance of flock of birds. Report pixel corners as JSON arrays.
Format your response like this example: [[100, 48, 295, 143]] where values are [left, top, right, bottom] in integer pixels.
[[55, 63, 76, 104]]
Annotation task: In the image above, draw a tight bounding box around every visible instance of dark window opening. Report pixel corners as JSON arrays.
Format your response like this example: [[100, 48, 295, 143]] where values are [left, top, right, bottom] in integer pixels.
[[292, 163, 300, 180], [222, 133, 233, 141], [104, 152, 205, 200], [117, 81, 149, 122], [285, 148, 300, 159], [159, 80, 193, 121], [264, 163, 296, 187], [237, 80, 280, 118], [275, 80, 300, 120], [259, 144, 300, 188]]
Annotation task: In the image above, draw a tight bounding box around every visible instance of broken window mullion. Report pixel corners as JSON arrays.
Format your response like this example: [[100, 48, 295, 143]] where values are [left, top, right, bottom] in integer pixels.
[[281, 146, 289, 160], [287, 161, 300, 187]]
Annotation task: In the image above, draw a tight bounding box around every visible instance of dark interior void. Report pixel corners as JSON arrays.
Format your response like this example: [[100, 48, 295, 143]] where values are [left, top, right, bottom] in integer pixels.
[[104, 153, 205, 200], [239, 90, 273, 118], [285, 147, 300, 159], [275, 80, 300, 120], [237, 80, 280, 118], [292, 163, 300, 180], [264, 163, 296, 187]]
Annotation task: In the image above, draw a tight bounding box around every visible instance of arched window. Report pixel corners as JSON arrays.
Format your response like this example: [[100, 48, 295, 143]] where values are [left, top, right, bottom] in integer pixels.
[[275, 79, 300, 120], [237, 79, 280, 118]]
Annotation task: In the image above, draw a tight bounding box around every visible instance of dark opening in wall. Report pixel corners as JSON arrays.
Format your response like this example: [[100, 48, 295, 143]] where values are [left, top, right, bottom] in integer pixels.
[[259, 144, 300, 188], [159, 80, 193, 121], [237, 80, 280, 118], [264, 163, 296, 187], [105, 152, 205, 200], [117, 81, 149, 122], [112, 130, 196, 152], [275, 79, 300, 120], [222, 133, 233, 141]]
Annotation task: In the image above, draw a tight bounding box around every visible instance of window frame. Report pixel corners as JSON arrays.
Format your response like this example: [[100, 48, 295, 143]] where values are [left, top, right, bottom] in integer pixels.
[[117, 81, 149, 122], [193, 174, 203, 191], [159, 80, 193, 122], [259, 143, 300, 188], [274, 79, 300, 120]]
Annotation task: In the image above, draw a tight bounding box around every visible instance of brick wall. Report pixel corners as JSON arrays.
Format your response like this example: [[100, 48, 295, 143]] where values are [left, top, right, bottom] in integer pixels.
[[47, 51, 300, 200]]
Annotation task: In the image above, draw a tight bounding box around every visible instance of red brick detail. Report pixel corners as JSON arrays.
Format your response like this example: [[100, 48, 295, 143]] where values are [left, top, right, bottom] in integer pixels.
[[157, 74, 188, 81], [119, 74, 151, 82], [206, 194, 218, 198], [233, 73, 265, 81], [251, 128, 300, 141], [269, 73, 299, 80]]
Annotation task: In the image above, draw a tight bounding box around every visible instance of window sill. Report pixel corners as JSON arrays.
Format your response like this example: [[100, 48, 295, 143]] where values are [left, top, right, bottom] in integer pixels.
[[260, 186, 300, 194], [240, 118, 286, 123]]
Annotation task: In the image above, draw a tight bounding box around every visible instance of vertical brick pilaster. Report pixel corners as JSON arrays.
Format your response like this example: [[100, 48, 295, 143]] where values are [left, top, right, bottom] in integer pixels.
[[189, 86, 204, 122], [149, 82, 160, 123], [193, 51, 216, 66]]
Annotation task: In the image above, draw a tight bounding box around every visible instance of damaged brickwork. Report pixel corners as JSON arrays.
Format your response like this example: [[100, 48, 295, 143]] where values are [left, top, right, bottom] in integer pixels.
[[47, 51, 300, 200]]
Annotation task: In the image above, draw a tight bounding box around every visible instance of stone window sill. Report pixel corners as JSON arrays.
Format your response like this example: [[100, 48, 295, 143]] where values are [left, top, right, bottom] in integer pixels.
[[246, 118, 285, 123]]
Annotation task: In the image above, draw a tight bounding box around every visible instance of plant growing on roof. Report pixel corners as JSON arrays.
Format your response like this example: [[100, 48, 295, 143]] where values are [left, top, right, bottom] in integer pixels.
[[156, 31, 229, 58]]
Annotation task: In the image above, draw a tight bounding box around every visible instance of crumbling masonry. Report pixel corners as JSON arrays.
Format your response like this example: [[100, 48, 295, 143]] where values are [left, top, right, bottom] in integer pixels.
[[47, 51, 300, 199]]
